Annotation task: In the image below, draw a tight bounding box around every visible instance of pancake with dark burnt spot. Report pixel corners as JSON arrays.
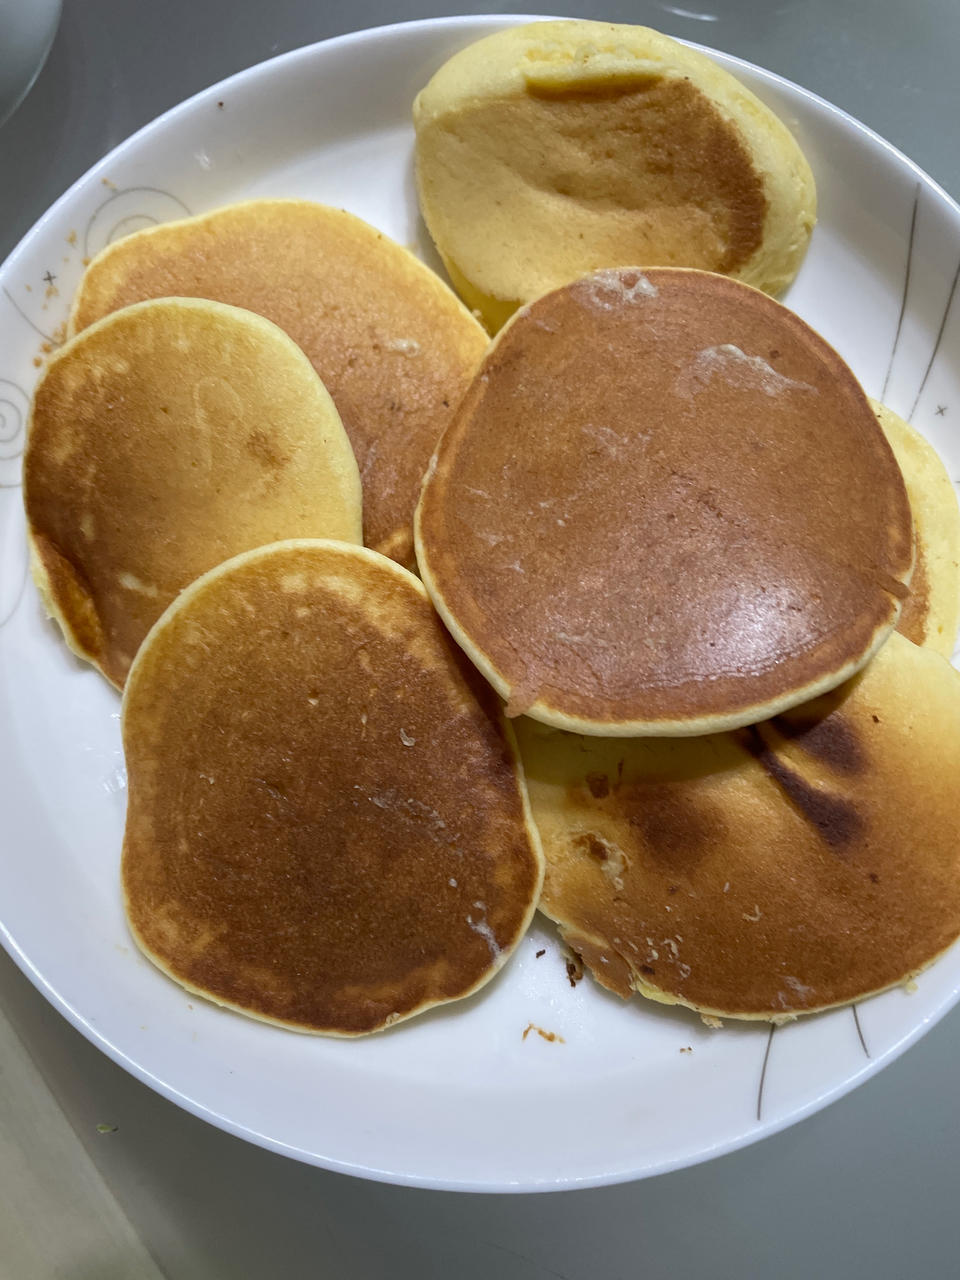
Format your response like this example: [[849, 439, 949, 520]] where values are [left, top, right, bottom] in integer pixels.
[[69, 199, 488, 567], [121, 540, 544, 1036], [517, 631, 960, 1021], [416, 267, 914, 736], [24, 297, 361, 689], [413, 19, 816, 330], [871, 399, 960, 657]]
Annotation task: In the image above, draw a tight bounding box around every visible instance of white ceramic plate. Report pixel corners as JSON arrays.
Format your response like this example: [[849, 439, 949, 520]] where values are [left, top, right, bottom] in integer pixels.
[[1, 16, 959, 1192]]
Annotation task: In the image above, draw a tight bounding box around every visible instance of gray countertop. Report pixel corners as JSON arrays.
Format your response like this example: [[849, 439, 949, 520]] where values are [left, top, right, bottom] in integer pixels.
[[2, 2, 959, 1276]]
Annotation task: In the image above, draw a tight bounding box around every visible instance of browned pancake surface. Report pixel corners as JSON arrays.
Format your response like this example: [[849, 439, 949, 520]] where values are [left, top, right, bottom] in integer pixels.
[[519, 632, 960, 1018], [71, 201, 489, 566], [122, 541, 543, 1035], [24, 298, 361, 688], [412, 19, 816, 328], [416, 268, 913, 733], [455, 72, 768, 276]]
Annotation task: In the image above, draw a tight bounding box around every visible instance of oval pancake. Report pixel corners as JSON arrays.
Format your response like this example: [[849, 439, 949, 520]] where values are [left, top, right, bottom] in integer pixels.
[[518, 631, 960, 1021], [413, 19, 816, 330], [872, 399, 960, 658], [24, 297, 361, 688], [69, 199, 488, 567], [415, 268, 914, 736], [121, 540, 544, 1036]]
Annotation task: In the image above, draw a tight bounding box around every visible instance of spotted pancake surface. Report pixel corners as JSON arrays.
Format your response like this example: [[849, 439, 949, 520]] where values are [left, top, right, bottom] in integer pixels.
[[416, 268, 914, 735], [70, 200, 488, 566], [122, 540, 544, 1036], [414, 19, 816, 330], [518, 632, 960, 1020], [24, 297, 361, 688]]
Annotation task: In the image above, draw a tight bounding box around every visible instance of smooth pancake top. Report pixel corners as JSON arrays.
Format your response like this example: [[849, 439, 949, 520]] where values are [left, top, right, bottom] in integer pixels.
[[70, 200, 489, 566], [416, 268, 914, 734], [413, 19, 816, 326], [519, 631, 960, 1018], [121, 540, 544, 1036], [24, 297, 362, 688]]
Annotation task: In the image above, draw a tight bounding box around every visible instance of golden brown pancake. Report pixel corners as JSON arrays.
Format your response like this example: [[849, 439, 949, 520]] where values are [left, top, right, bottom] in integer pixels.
[[414, 20, 816, 330], [415, 268, 914, 736], [518, 631, 960, 1021], [24, 297, 361, 688], [121, 540, 544, 1036], [69, 199, 488, 567], [872, 399, 960, 657]]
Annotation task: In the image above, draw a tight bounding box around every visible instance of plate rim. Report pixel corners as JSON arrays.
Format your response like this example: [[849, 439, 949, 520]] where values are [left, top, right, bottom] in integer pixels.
[[2, 13, 960, 1192]]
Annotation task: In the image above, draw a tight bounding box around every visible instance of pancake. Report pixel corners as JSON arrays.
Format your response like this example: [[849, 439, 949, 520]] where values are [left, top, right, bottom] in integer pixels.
[[413, 20, 816, 331], [69, 199, 488, 567], [415, 267, 914, 736], [121, 539, 544, 1036], [518, 631, 960, 1021], [872, 399, 960, 657], [24, 297, 361, 688]]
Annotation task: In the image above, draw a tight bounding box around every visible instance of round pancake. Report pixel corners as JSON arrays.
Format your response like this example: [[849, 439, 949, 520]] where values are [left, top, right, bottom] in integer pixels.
[[121, 540, 544, 1036], [24, 297, 362, 688], [872, 399, 960, 658], [415, 268, 914, 736], [69, 199, 488, 567], [413, 20, 816, 331], [517, 631, 960, 1021]]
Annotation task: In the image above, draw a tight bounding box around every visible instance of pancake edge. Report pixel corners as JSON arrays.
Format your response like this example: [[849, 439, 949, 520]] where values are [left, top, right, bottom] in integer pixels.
[[412, 18, 817, 328], [23, 297, 363, 687], [121, 536, 545, 1036], [870, 396, 960, 659], [68, 197, 488, 343], [545, 910, 959, 1024], [414, 269, 912, 737], [68, 198, 488, 566]]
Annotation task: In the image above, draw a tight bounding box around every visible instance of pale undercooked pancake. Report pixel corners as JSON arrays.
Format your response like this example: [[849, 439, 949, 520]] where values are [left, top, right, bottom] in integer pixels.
[[122, 540, 544, 1036], [873, 399, 960, 658], [518, 631, 960, 1021], [415, 267, 914, 736], [69, 199, 488, 566], [24, 297, 361, 688], [413, 19, 816, 331]]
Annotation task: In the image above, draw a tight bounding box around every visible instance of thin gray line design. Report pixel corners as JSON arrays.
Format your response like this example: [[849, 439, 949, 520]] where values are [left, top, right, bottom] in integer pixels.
[[756, 1024, 776, 1122], [83, 186, 192, 259], [880, 183, 920, 403], [852, 1005, 870, 1058], [1, 287, 56, 344], [0, 554, 28, 629], [908, 254, 960, 421]]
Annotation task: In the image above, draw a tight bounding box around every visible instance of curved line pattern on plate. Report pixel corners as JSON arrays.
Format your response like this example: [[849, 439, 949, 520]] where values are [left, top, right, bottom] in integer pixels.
[[852, 1005, 870, 1058], [755, 1024, 776, 1122], [83, 186, 192, 260], [0, 378, 29, 486], [880, 183, 920, 403], [756, 1003, 871, 1122], [1, 285, 56, 345], [908, 252, 960, 422]]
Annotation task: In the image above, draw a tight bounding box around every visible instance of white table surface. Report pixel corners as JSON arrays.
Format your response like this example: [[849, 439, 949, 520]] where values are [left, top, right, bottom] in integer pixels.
[[2, 2, 959, 1275]]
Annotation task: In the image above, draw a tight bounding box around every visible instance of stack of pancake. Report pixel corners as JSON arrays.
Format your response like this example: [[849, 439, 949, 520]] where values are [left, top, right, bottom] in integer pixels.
[[21, 18, 960, 1035], [414, 263, 960, 1022], [24, 218, 542, 1036]]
